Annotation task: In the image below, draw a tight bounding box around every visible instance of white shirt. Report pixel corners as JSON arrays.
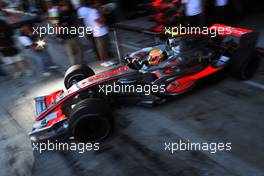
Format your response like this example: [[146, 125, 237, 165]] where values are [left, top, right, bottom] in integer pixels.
[[77, 6, 91, 28], [18, 36, 32, 47], [77, 7, 108, 37], [215, 0, 228, 6], [182, 0, 202, 16]]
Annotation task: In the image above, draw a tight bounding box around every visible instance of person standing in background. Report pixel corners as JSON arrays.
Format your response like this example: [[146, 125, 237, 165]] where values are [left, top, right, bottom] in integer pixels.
[[181, 0, 204, 27], [18, 24, 57, 77], [77, 0, 98, 57], [88, 0, 112, 67], [70, 0, 81, 9], [0, 19, 32, 78], [0, 1, 7, 77], [21, 0, 30, 12], [214, 0, 230, 24], [0, 57, 7, 77], [47, 0, 60, 27], [58, 0, 84, 66], [98, 0, 117, 27]]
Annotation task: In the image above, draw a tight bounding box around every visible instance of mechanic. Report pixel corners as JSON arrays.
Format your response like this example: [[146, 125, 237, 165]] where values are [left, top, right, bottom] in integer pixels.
[[0, 18, 32, 78], [181, 0, 204, 27], [77, 0, 98, 59], [18, 24, 57, 77], [84, 0, 113, 67], [58, 0, 84, 66]]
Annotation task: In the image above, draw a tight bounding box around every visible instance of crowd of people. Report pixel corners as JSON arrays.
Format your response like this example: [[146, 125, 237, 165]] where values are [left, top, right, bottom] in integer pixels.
[[0, 0, 116, 79], [151, 0, 231, 31], [182, 0, 230, 26]]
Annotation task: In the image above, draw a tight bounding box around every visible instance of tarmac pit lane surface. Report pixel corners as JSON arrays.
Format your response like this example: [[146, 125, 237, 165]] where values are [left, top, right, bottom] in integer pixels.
[[0, 15, 264, 176], [0, 62, 263, 176]]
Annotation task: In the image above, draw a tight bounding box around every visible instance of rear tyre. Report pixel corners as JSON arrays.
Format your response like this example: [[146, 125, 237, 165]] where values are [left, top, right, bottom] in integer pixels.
[[68, 98, 112, 142], [229, 48, 260, 80], [64, 65, 95, 89]]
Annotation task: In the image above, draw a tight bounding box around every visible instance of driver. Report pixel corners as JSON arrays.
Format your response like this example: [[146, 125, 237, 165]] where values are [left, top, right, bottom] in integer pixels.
[[148, 49, 167, 65]]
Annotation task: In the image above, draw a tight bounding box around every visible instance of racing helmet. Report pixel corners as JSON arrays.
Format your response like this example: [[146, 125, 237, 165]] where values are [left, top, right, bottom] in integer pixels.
[[148, 49, 166, 65]]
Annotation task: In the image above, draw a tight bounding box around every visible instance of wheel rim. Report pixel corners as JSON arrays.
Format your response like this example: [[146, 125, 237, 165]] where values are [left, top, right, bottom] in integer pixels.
[[67, 74, 87, 89]]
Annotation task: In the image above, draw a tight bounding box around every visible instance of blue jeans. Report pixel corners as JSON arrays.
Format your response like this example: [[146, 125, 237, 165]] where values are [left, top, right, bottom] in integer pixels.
[[29, 50, 53, 73]]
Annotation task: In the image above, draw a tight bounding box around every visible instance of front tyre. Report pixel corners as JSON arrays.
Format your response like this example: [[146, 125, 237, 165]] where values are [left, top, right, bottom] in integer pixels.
[[68, 98, 112, 142], [64, 65, 95, 89]]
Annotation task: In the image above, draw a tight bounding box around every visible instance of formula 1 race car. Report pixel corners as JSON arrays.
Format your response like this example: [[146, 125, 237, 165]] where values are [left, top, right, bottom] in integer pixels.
[[29, 24, 261, 143]]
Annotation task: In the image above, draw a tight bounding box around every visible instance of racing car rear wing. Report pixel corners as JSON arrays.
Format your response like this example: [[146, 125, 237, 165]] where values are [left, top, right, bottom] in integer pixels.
[[209, 24, 252, 37], [210, 23, 259, 49]]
